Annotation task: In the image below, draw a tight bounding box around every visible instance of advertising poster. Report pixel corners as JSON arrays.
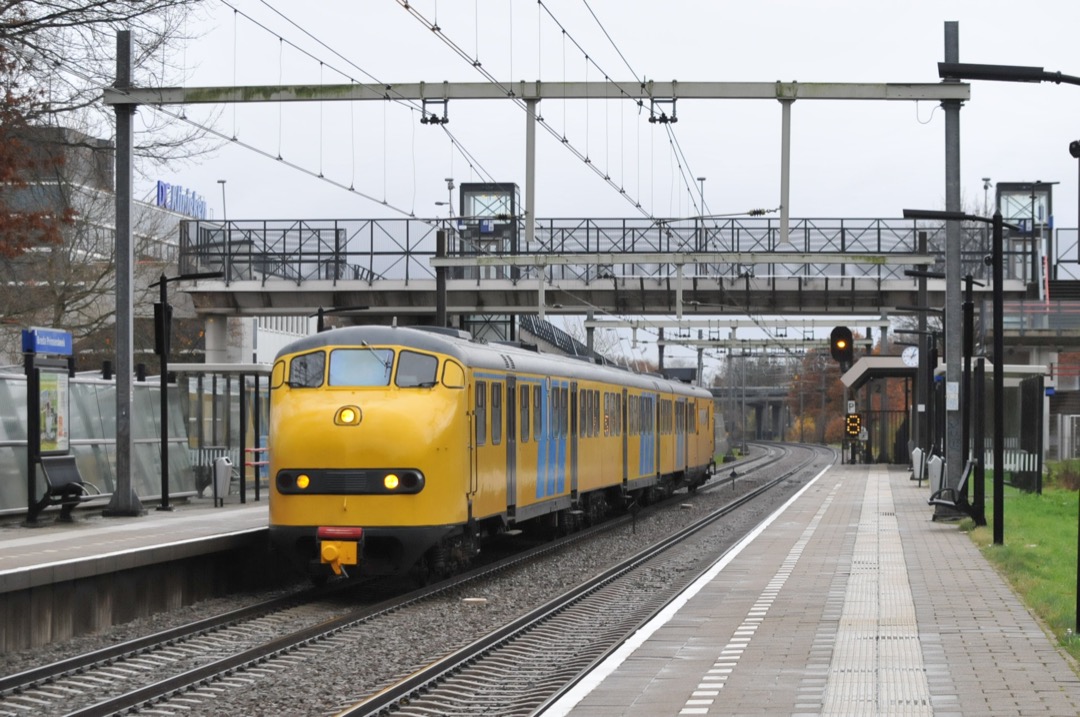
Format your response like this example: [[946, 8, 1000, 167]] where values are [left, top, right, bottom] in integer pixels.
[[39, 369, 69, 454]]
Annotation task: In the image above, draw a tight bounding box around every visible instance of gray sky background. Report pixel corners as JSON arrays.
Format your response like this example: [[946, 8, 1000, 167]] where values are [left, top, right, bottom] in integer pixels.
[[148, 0, 1080, 223], [134, 0, 1080, 371]]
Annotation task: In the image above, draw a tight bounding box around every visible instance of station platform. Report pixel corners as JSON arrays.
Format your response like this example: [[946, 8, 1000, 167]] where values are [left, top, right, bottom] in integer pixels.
[[0, 495, 271, 651], [0, 496, 268, 592], [544, 464, 1080, 717]]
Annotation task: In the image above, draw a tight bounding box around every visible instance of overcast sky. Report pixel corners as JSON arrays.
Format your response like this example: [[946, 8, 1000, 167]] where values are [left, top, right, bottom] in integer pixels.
[[135, 0, 1080, 370], [144, 0, 1080, 224]]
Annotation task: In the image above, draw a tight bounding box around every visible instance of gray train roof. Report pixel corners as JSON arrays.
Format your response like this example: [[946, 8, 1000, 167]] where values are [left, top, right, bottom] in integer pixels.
[[276, 325, 711, 399]]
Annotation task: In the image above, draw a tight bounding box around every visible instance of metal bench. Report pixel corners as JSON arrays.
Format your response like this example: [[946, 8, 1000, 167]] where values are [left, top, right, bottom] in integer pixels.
[[927, 459, 975, 518], [29, 455, 103, 522]]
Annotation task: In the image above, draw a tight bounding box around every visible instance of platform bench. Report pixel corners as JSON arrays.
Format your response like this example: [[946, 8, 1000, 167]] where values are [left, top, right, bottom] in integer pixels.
[[28, 455, 102, 522]]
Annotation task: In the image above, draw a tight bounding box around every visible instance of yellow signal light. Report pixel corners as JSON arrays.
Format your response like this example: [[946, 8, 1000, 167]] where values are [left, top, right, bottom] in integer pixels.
[[297, 474, 310, 489], [384, 473, 400, 490]]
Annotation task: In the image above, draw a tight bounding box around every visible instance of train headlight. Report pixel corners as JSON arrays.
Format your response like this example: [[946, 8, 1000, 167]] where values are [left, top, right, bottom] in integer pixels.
[[335, 405, 362, 425], [296, 474, 310, 489], [383, 473, 400, 490]]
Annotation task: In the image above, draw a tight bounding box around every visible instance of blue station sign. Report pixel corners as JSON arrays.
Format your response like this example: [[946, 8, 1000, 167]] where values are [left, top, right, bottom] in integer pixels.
[[22, 327, 73, 356]]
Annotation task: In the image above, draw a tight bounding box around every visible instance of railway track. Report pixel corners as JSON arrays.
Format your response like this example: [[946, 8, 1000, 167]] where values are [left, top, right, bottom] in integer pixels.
[[0, 442, 825, 717]]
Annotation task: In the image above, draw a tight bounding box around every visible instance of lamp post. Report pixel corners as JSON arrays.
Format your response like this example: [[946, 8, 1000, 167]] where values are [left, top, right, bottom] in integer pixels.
[[904, 208, 1017, 543], [217, 179, 227, 221], [938, 62, 1080, 87], [150, 271, 223, 511], [444, 177, 455, 217], [696, 177, 706, 213], [983, 177, 992, 216]]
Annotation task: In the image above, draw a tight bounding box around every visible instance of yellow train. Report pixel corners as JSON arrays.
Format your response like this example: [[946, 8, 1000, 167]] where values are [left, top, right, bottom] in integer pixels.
[[268, 325, 716, 582]]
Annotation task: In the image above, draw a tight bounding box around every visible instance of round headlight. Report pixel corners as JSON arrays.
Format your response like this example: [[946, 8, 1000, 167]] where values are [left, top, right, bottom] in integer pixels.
[[334, 405, 362, 425], [383, 473, 400, 490], [297, 474, 310, 489]]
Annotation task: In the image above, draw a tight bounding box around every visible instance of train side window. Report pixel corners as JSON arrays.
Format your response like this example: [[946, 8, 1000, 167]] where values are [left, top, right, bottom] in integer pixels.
[[396, 350, 438, 388], [592, 390, 600, 437], [442, 361, 465, 388], [475, 381, 487, 446], [520, 385, 529, 443], [288, 351, 325, 388], [578, 391, 586, 438], [271, 360, 286, 390], [616, 394, 622, 436], [492, 383, 503, 446], [533, 385, 542, 441]]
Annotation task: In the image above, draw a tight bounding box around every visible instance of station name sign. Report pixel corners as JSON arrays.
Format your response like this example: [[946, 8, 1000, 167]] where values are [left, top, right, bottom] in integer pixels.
[[156, 180, 208, 219], [22, 327, 73, 356]]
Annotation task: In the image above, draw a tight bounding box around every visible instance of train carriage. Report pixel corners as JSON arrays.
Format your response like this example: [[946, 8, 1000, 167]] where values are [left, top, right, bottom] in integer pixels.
[[268, 325, 715, 582]]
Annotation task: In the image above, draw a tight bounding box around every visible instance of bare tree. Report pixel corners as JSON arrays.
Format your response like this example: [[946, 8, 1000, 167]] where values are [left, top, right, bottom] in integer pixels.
[[0, 1, 216, 190]]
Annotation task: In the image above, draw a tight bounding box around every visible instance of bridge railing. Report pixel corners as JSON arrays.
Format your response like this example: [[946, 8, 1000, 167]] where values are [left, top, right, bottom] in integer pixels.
[[178, 217, 1031, 287]]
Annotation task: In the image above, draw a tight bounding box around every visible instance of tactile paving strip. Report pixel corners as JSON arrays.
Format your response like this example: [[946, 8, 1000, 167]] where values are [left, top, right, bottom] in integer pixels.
[[821, 468, 931, 715]]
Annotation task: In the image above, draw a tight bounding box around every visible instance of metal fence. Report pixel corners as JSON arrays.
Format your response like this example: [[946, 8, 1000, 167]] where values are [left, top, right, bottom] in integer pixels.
[[179, 217, 1024, 288]]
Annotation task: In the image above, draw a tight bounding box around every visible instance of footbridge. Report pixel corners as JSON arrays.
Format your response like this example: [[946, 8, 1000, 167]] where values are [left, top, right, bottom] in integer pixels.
[[176, 215, 1032, 320]]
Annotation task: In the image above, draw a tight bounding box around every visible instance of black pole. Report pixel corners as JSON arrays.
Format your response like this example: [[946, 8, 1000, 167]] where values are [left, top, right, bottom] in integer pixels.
[[961, 275, 974, 502], [973, 357, 987, 526], [436, 229, 447, 327], [993, 211, 1005, 545], [158, 274, 172, 511], [253, 375, 262, 502], [24, 351, 39, 524], [239, 372, 247, 505]]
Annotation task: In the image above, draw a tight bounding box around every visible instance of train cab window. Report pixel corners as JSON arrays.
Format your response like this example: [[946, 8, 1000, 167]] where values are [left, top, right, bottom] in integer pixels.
[[396, 350, 438, 388], [288, 351, 326, 388], [533, 385, 542, 441], [520, 385, 529, 442], [492, 383, 503, 445], [475, 381, 487, 446], [443, 361, 465, 389], [271, 360, 286, 390], [328, 348, 393, 387]]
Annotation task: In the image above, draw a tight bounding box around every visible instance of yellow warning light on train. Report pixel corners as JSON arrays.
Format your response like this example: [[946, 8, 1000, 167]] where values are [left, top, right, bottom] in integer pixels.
[[384, 473, 400, 490], [297, 474, 310, 489], [335, 406, 361, 425]]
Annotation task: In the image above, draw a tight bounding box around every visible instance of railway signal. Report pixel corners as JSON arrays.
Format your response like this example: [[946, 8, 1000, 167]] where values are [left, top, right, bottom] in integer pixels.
[[830, 326, 854, 368]]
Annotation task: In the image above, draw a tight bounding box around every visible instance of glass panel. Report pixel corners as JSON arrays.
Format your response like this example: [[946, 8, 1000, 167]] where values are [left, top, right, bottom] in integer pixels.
[[97, 383, 117, 438], [132, 384, 160, 440], [169, 441, 197, 493], [328, 348, 393, 387], [491, 383, 502, 446], [72, 444, 111, 494], [289, 350, 326, 388], [475, 381, 487, 446], [519, 385, 529, 443], [396, 351, 438, 388], [0, 446, 29, 509], [0, 378, 27, 441]]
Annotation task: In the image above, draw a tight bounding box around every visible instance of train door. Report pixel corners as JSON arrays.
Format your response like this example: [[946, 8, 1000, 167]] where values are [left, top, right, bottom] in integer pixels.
[[621, 388, 628, 486], [678, 398, 687, 471], [654, 392, 662, 477], [570, 381, 579, 501], [506, 376, 517, 515]]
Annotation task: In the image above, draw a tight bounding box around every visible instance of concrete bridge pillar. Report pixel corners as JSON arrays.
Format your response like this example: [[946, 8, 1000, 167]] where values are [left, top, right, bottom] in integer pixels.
[[204, 316, 228, 363]]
